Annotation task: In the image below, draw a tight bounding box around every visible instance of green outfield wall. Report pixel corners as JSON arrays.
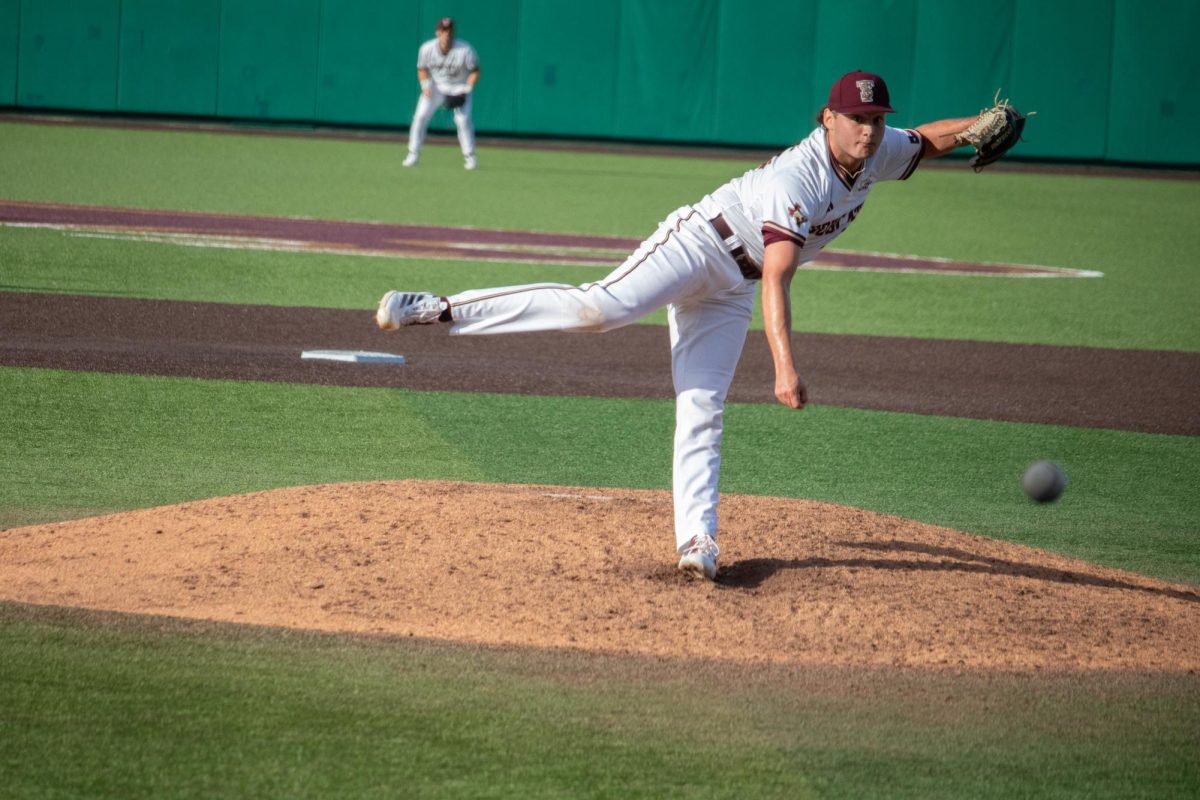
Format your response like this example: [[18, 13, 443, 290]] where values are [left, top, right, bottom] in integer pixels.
[[3, 0, 1198, 165]]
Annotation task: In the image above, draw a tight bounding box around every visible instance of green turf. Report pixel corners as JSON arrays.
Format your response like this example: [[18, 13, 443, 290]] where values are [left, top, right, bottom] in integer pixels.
[[3, 603, 1198, 800], [2, 121, 1199, 349], [4, 368, 1197, 585], [0, 121, 717, 235], [0, 222, 620, 318], [821, 171, 1200, 348]]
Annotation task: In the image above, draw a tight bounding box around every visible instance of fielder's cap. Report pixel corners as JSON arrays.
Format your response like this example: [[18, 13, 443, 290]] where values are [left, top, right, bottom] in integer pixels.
[[827, 70, 895, 114], [436, 16, 455, 30]]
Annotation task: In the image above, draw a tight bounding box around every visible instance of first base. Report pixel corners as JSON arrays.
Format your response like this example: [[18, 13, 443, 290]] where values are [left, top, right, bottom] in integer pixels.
[[301, 349, 406, 364]]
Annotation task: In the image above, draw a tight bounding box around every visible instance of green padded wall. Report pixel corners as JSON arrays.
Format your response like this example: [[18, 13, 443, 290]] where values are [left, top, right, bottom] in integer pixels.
[[4, 0, 1199, 166], [615, 0, 718, 141], [1, 0, 18, 105], [217, 0, 320, 121], [1107, 0, 1200, 165], [909, 0, 1014, 127], [515, 0, 620, 138], [713, 0, 817, 146], [17, 0, 119, 110], [1010, 0, 1111, 160], [118, 0, 220, 116], [315, 0, 417, 126]]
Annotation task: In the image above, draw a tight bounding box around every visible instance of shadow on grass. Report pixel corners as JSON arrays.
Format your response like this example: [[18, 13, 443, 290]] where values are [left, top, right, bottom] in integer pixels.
[[718, 539, 1200, 603]]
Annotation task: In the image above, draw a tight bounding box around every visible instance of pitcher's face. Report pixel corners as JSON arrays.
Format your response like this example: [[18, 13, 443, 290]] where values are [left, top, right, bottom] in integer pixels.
[[824, 110, 886, 168]]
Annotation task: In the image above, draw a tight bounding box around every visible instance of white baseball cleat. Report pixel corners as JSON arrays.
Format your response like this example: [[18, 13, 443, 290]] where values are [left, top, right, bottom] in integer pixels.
[[463, 155, 477, 170], [376, 291, 444, 330], [402, 153, 419, 167], [677, 534, 719, 580]]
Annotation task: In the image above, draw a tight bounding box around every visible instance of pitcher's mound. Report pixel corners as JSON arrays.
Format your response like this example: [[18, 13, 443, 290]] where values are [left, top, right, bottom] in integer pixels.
[[3, 480, 1197, 671]]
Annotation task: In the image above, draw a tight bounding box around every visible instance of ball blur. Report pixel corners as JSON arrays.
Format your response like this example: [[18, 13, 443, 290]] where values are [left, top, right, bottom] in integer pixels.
[[1022, 460, 1066, 503]]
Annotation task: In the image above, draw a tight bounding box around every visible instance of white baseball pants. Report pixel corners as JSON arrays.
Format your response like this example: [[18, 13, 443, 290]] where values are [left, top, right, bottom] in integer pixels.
[[407, 88, 475, 158], [445, 207, 758, 551]]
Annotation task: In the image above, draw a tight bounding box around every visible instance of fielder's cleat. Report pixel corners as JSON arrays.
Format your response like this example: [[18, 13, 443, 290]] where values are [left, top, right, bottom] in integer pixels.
[[677, 533, 719, 581], [376, 291, 444, 330], [463, 155, 477, 170], [402, 153, 419, 167]]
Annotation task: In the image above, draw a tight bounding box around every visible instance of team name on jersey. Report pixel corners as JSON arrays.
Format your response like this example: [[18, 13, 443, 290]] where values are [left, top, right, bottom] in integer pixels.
[[809, 202, 864, 238]]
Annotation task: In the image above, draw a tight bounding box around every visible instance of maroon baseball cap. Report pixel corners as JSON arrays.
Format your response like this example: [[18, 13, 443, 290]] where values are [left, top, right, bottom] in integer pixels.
[[827, 70, 895, 114], [436, 17, 455, 30]]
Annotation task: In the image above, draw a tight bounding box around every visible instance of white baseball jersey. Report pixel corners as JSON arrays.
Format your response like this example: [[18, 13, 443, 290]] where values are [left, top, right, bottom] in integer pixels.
[[416, 38, 479, 95], [435, 126, 927, 552], [695, 126, 926, 269]]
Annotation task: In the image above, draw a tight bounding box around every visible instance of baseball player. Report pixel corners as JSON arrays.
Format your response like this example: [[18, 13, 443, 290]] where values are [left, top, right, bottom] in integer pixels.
[[378, 70, 1013, 580], [403, 17, 480, 170]]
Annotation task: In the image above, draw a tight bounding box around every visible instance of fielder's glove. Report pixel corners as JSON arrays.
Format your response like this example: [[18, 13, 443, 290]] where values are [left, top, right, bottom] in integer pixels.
[[443, 93, 468, 110], [955, 91, 1034, 172]]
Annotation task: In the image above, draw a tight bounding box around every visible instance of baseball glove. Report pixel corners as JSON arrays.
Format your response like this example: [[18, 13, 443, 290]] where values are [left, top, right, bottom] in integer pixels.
[[955, 91, 1034, 172], [443, 93, 468, 110]]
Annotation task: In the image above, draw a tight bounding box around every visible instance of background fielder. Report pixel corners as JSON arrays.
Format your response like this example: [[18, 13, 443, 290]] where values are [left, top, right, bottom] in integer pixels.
[[404, 17, 480, 170], [377, 70, 1021, 580]]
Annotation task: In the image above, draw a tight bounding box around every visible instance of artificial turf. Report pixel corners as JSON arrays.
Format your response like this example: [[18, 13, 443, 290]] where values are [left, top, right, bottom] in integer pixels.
[[3, 603, 1198, 799]]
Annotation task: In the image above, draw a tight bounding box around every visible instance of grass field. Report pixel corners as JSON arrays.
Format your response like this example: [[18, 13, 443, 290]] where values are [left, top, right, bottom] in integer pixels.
[[1, 119, 1198, 797], [5, 603, 1199, 799]]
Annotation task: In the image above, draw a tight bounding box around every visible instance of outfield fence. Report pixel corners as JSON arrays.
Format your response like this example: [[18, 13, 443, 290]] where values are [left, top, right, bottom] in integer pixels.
[[1, 0, 1197, 165]]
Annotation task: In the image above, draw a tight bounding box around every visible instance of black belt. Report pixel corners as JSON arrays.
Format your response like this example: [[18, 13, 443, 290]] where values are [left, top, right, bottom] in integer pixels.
[[708, 214, 762, 280]]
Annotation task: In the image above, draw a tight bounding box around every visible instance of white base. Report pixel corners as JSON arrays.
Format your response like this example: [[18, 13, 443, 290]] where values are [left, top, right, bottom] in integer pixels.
[[301, 349, 406, 364]]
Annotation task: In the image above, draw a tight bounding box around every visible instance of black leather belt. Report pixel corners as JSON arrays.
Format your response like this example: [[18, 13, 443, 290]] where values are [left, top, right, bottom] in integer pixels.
[[709, 214, 762, 280]]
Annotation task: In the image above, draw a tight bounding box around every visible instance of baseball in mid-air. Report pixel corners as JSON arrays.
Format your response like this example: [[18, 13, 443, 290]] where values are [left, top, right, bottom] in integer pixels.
[[1022, 460, 1066, 503]]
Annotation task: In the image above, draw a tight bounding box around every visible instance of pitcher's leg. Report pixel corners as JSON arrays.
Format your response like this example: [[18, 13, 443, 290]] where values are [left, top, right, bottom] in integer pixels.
[[445, 208, 718, 336], [668, 286, 755, 552]]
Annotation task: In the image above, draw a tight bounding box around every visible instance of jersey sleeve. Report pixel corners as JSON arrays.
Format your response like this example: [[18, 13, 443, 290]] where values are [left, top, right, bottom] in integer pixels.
[[416, 41, 432, 70], [464, 43, 479, 71], [760, 174, 816, 248], [874, 126, 929, 182]]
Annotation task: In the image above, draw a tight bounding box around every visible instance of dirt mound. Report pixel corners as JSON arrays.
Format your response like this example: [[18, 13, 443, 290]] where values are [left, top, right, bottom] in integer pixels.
[[3, 480, 1197, 671]]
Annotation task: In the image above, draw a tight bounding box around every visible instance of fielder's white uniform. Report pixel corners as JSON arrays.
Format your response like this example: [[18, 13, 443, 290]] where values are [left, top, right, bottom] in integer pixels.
[[443, 125, 925, 552], [407, 38, 479, 161]]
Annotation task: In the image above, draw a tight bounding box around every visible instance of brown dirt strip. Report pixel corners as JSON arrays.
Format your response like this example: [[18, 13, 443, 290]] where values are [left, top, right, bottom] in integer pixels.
[[0, 200, 1085, 275], [3, 291, 1197, 435], [0, 200, 631, 266]]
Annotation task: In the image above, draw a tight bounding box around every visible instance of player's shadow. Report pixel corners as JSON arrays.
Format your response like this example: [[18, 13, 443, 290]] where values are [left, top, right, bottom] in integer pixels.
[[717, 539, 1200, 604]]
